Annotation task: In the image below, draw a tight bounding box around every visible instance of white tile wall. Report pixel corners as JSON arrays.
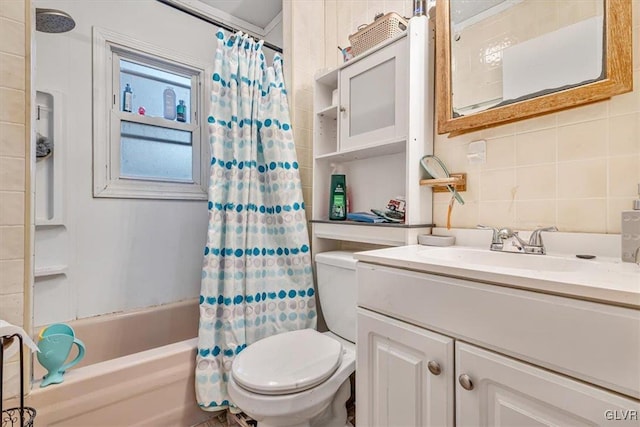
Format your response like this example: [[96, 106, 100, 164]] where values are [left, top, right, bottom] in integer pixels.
[[0, 0, 28, 400]]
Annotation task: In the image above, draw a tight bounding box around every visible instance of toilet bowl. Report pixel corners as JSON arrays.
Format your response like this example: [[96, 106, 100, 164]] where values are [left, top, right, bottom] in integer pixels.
[[227, 252, 358, 427]]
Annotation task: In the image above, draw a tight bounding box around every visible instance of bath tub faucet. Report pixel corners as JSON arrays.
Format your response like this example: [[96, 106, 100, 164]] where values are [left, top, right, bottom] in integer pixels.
[[477, 225, 557, 255]]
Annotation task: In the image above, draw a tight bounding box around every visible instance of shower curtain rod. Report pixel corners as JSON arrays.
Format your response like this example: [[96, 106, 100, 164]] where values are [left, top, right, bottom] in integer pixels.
[[157, 0, 284, 53]]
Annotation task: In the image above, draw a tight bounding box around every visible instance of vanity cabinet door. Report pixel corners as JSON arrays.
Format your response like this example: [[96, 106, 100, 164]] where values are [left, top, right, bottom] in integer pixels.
[[339, 37, 408, 151], [357, 308, 454, 427], [456, 342, 640, 426]]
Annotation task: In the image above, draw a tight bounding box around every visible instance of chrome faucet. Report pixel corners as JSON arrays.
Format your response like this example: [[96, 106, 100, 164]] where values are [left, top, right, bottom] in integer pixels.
[[477, 225, 558, 255]]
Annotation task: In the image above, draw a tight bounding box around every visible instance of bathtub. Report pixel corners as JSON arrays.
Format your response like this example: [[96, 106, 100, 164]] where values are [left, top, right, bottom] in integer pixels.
[[21, 299, 211, 426]]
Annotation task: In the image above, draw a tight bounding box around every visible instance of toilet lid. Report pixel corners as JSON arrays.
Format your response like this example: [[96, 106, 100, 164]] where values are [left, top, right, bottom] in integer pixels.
[[231, 329, 343, 395]]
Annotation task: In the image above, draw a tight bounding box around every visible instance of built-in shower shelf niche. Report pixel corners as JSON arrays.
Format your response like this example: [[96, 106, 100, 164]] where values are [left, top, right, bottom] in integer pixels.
[[35, 90, 65, 226], [34, 265, 67, 278]]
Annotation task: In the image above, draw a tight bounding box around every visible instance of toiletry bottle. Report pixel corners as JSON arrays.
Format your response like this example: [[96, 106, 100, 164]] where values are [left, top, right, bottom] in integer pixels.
[[329, 174, 347, 220], [177, 100, 187, 122], [621, 183, 640, 262], [123, 84, 133, 113], [163, 87, 177, 120]]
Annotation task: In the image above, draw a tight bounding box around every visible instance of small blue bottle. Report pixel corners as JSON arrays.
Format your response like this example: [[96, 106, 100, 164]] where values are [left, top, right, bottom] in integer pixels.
[[176, 100, 187, 122], [123, 83, 133, 112]]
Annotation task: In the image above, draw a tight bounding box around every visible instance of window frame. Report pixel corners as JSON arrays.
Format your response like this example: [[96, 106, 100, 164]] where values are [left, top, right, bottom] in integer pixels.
[[93, 27, 209, 200]]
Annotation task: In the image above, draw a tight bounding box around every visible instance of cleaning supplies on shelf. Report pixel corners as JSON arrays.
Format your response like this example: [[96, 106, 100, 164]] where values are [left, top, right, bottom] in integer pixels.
[[163, 87, 177, 120], [367, 196, 407, 223], [329, 174, 347, 220], [122, 83, 133, 113]]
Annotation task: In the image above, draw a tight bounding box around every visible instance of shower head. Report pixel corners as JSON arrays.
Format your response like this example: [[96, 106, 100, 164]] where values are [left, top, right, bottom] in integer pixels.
[[35, 8, 76, 33]]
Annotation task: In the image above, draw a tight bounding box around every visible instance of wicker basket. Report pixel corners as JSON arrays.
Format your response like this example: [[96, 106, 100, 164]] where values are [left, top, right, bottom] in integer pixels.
[[348, 12, 408, 57]]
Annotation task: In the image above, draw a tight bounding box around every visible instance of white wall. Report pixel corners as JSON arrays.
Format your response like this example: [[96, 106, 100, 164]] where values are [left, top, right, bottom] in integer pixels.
[[33, 0, 222, 324], [263, 13, 283, 63]]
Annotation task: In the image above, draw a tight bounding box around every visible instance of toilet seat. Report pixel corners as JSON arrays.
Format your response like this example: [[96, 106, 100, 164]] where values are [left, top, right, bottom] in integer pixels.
[[231, 329, 343, 395]]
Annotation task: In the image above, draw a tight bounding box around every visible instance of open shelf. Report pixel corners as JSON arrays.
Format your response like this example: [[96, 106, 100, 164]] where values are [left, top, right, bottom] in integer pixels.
[[311, 18, 433, 249], [314, 137, 405, 162], [315, 67, 338, 87], [34, 265, 67, 278], [317, 105, 338, 119], [312, 220, 434, 246]]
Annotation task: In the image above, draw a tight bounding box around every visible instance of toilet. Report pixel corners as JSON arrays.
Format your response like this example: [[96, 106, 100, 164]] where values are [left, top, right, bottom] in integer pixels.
[[228, 251, 357, 427]]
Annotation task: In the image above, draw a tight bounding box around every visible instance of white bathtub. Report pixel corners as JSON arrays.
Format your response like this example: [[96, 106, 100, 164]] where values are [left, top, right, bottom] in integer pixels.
[[22, 299, 211, 426]]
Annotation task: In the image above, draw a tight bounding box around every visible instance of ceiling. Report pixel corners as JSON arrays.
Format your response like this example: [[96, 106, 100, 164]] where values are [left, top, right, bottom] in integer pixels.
[[195, 0, 282, 29]]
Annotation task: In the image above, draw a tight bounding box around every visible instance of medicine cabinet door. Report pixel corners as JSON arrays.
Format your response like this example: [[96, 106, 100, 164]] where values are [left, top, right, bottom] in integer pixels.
[[339, 37, 408, 152]]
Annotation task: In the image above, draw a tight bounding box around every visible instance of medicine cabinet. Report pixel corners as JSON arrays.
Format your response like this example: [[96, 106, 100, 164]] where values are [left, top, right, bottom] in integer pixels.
[[339, 38, 408, 151]]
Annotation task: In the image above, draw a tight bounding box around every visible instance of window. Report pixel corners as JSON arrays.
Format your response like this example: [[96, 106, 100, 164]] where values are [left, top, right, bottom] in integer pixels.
[[93, 27, 209, 199]]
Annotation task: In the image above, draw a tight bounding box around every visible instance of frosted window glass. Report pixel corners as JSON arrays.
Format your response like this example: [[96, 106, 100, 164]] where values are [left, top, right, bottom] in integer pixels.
[[349, 58, 395, 137], [120, 59, 191, 123], [120, 121, 192, 181]]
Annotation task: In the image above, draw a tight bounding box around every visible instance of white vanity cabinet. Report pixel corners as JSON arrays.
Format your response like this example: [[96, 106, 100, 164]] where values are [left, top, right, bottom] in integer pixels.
[[339, 38, 408, 152], [357, 309, 454, 427], [456, 342, 639, 426], [356, 261, 640, 426]]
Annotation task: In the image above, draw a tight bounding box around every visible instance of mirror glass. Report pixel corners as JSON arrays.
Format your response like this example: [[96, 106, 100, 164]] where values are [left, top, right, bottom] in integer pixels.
[[450, 0, 604, 116], [436, 0, 632, 135]]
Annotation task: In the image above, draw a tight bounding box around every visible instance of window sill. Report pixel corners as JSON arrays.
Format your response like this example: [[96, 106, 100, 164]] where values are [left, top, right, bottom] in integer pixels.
[[94, 178, 207, 200]]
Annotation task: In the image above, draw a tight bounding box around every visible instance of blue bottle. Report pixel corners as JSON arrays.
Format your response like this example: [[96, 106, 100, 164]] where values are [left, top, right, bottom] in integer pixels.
[[176, 100, 187, 122], [123, 84, 133, 112]]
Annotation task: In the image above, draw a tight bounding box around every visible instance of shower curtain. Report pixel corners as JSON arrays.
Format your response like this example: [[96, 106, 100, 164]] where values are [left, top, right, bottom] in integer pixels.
[[196, 30, 317, 411]]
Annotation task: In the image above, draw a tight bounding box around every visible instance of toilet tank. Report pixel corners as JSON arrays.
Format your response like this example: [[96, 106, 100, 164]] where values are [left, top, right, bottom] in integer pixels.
[[315, 251, 357, 343]]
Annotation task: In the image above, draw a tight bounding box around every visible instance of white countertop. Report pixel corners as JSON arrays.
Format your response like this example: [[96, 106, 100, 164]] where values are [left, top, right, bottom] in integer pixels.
[[355, 242, 640, 309]]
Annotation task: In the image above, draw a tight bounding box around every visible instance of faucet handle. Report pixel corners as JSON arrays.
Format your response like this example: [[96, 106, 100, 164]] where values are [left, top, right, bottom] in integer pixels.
[[497, 228, 516, 239], [477, 225, 500, 243], [528, 226, 558, 246]]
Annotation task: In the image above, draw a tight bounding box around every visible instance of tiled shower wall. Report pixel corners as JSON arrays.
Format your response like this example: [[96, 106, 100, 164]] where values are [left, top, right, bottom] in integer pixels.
[[0, 0, 30, 398], [294, 0, 638, 235]]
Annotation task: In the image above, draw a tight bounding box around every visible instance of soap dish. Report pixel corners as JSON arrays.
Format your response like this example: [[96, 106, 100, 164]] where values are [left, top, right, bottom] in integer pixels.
[[418, 234, 455, 247]]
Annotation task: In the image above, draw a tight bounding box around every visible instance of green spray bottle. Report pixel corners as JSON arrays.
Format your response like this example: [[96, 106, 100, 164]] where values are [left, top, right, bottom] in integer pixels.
[[329, 173, 347, 220]]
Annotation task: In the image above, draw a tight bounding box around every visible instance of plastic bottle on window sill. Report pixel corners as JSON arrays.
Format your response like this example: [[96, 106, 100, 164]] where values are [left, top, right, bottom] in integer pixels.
[[163, 87, 177, 120], [177, 100, 187, 122], [123, 84, 133, 113]]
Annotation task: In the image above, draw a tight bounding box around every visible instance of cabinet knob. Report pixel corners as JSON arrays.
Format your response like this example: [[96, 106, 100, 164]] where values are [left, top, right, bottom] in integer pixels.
[[427, 360, 441, 376], [340, 106, 346, 113], [458, 374, 474, 391]]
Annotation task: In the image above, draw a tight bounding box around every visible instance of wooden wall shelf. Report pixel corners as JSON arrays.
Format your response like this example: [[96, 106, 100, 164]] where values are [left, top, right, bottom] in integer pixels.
[[419, 173, 467, 193]]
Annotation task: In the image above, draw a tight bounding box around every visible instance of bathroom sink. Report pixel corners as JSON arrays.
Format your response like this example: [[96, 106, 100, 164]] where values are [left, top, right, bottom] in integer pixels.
[[355, 244, 640, 309], [416, 246, 582, 272]]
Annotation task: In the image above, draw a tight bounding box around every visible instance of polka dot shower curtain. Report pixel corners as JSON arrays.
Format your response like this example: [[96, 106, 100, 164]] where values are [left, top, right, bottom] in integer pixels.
[[196, 31, 316, 411]]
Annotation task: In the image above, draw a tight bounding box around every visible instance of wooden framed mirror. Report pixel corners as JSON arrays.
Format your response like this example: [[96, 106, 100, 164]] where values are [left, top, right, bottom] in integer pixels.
[[436, 0, 633, 136]]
